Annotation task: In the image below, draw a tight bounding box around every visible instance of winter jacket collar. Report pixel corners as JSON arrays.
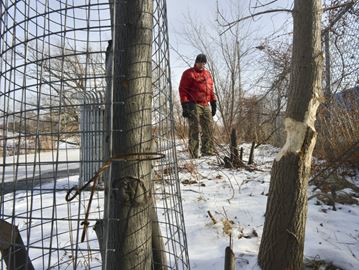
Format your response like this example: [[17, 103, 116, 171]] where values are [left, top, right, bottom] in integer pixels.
[[193, 66, 205, 73]]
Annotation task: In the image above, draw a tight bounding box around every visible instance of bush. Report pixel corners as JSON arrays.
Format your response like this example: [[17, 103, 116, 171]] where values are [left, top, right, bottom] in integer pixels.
[[315, 91, 359, 166]]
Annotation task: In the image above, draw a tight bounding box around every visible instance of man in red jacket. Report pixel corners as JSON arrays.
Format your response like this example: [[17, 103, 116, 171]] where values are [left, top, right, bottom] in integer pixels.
[[179, 54, 217, 158]]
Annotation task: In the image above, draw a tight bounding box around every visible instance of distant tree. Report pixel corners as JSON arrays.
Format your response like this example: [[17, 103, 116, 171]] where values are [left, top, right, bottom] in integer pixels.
[[178, 1, 295, 144], [253, 43, 292, 146], [29, 44, 106, 142]]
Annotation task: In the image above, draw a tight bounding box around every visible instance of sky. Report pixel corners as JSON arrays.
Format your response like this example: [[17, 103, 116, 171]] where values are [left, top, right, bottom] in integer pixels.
[[0, 0, 292, 105], [166, 0, 293, 91]]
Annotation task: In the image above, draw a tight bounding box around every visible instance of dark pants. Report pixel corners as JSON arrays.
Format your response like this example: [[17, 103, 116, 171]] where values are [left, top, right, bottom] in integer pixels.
[[187, 104, 214, 158]]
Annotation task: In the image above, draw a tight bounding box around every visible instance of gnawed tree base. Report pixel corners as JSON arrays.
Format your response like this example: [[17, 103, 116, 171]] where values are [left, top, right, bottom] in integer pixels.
[[258, 128, 316, 270], [0, 219, 35, 270]]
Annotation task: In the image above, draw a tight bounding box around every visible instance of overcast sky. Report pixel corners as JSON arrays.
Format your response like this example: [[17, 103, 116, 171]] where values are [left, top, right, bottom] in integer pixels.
[[166, 0, 293, 90]]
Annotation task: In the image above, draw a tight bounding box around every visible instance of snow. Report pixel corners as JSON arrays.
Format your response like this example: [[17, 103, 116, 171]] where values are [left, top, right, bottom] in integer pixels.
[[0, 148, 80, 183], [2, 143, 359, 269], [177, 143, 359, 270], [1, 176, 103, 269]]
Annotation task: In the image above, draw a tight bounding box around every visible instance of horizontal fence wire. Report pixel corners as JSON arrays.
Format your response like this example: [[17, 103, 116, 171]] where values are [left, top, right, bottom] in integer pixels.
[[0, 0, 190, 269]]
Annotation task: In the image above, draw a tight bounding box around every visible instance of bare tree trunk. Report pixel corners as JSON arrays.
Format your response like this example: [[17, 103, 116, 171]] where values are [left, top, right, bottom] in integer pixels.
[[230, 129, 240, 166], [258, 0, 323, 269], [224, 246, 235, 270], [105, 0, 153, 269], [248, 141, 255, 165]]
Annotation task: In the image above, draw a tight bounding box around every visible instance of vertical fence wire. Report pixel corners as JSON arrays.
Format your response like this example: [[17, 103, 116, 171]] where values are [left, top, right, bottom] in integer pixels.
[[0, 0, 190, 269]]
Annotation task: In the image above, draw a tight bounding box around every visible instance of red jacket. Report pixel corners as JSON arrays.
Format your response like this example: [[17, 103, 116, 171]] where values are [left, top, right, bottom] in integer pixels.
[[179, 66, 216, 106]]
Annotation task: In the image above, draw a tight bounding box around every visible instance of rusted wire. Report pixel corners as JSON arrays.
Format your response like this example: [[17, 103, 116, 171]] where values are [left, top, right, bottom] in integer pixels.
[[65, 152, 165, 242]]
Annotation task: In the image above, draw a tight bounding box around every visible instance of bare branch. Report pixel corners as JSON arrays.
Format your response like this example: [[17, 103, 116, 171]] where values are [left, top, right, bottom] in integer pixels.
[[252, 0, 280, 9], [169, 43, 192, 68], [219, 8, 293, 36], [323, 0, 356, 12], [323, 0, 357, 32]]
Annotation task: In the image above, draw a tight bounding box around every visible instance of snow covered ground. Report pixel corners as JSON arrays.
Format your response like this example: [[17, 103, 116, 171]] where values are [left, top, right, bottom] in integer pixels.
[[1, 143, 358, 269], [0, 147, 80, 183], [177, 143, 359, 270]]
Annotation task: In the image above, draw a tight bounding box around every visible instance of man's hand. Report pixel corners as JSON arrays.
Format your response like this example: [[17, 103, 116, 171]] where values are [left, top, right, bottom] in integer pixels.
[[182, 102, 195, 118], [210, 101, 217, 117]]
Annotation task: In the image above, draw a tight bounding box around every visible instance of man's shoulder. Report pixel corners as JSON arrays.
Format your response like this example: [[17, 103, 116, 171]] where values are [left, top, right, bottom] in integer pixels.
[[183, 67, 194, 74], [203, 68, 213, 77], [204, 68, 212, 74], [181, 67, 195, 79]]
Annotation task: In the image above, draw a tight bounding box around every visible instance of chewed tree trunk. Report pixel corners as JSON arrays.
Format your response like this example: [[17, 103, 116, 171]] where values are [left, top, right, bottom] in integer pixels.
[[258, 0, 323, 269]]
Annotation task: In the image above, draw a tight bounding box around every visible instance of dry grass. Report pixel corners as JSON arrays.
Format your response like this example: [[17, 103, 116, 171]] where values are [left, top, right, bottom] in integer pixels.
[[304, 257, 345, 270], [315, 101, 359, 166]]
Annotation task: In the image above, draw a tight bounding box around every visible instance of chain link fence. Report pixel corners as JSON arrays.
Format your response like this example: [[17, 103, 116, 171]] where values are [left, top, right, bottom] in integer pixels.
[[316, 0, 359, 165]]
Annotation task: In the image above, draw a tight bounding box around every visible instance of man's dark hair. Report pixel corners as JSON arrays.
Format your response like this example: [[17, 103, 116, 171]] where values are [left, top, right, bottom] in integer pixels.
[[195, 54, 207, 63]]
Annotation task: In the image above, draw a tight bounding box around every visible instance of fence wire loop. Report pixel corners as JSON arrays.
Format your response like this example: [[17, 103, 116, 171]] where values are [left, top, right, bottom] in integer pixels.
[[65, 152, 165, 242], [111, 152, 166, 162], [65, 152, 164, 202], [65, 159, 111, 202]]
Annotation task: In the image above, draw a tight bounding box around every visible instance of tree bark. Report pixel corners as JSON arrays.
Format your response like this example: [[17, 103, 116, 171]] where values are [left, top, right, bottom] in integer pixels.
[[151, 205, 168, 270], [105, 0, 154, 269], [224, 246, 236, 270], [258, 0, 323, 269], [230, 129, 240, 165], [248, 141, 255, 165]]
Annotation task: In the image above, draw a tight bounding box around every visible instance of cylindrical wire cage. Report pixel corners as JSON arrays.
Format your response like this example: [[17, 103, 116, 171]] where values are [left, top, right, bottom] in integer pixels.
[[0, 0, 189, 269]]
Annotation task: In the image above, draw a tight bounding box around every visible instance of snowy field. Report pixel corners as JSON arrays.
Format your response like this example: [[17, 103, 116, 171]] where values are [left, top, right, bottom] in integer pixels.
[[0, 145, 80, 183], [177, 143, 359, 270], [1, 143, 359, 269]]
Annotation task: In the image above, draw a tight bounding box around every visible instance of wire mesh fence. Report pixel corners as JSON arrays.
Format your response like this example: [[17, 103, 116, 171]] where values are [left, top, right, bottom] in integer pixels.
[[323, 0, 359, 94], [316, 0, 359, 165], [0, 0, 189, 269]]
